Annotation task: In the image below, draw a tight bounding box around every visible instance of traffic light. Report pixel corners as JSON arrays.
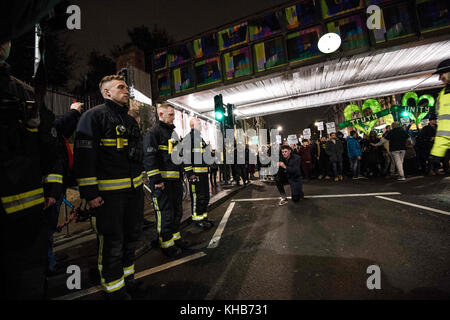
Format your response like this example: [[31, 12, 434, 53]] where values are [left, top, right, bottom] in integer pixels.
[[225, 103, 235, 129], [214, 94, 225, 122]]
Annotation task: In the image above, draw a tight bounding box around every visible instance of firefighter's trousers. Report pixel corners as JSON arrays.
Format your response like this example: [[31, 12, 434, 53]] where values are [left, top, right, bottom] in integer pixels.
[[150, 180, 183, 249], [91, 188, 144, 294], [189, 174, 210, 222]]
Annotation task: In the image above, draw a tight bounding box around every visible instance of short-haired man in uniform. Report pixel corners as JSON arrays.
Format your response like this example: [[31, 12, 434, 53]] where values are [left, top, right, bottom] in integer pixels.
[[144, 103, 188, 258], [184, 118, 214, 230], [74, 75, 144, 300]]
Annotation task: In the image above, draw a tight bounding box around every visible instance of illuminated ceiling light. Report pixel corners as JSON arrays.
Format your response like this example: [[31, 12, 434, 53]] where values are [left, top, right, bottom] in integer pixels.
[[277, 126, 282, 131], [318, 33, 341, 54], [402, 111, 409, 117]]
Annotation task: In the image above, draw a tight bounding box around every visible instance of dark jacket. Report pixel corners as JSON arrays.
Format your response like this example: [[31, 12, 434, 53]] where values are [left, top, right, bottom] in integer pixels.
[[44, 109, 81, 198], [325, 139, 344, 162], [280, 153, 303, 196], [385, 127, 408, 151], [74, 99, 143, 201], [416, 124, 436, 152], [143, 120, 183, 186]]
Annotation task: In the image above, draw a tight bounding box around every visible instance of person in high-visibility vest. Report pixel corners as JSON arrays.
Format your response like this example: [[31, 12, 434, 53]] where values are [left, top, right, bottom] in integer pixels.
[[429, 59, 450, 174]]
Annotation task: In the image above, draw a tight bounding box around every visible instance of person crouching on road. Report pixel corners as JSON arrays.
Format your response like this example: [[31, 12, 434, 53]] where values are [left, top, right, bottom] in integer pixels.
[[276, 145, 304, 206]]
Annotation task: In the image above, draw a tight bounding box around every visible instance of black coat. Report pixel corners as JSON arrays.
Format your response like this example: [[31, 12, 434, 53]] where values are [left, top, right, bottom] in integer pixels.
[[280, 153, 303, 196]]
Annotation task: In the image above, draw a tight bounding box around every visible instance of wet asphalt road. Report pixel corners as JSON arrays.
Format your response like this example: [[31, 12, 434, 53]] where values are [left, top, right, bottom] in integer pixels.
[[52, 175, 450, 301]]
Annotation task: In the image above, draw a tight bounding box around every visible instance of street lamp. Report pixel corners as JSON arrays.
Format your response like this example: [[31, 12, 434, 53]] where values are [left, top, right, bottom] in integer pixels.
[[277, 126, 282, 131]]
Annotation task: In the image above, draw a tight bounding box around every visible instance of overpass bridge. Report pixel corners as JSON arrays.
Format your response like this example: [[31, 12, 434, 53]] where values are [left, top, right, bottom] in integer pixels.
[[149, 0, 450, 120]]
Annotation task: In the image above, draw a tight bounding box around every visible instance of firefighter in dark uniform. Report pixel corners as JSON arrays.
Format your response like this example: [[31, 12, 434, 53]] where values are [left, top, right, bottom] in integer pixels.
[[184, 118, 214, 230], [0, 41, 58, 299], [143, 103, 188, 258], [74, 75, 144, 300]]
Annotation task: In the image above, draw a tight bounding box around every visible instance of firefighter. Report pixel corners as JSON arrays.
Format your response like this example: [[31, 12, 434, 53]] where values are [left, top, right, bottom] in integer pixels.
[[0, 40, 58, 299], [429, 59, 450, 172], [74, 75, 144, 300], [143, 103, 188, 258], [184, 118, 214, 230]]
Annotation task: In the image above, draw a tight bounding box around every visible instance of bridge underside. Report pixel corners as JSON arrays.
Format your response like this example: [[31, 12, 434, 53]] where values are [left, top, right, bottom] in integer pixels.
[[167, 37, 450, 120]]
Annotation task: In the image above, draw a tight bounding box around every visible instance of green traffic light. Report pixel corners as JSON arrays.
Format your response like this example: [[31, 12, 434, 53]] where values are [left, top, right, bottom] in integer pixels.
[[215, 112, 223, 120]]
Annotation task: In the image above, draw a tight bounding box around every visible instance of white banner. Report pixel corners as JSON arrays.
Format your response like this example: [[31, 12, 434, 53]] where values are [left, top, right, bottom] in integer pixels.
[[287, 134, 298, 145], [303, 128, 311, 139], [326, 122, 336, 134], [316, 122, 324, 131]]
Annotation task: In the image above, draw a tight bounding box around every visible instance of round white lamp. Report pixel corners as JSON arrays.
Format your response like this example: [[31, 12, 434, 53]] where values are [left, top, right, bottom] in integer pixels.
[[318, 33, 341, 54]]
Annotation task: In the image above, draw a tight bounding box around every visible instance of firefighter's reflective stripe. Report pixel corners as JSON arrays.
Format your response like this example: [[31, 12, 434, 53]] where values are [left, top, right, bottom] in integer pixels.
[[192, 148, 204, 153], [1, 187, 44, 214], [103, 275, 125, 293], [439, 114, 450, 121], [193, 167, 209, 173], [77, 177, 98, 186], [98, 174, 143, 191], [436, 130, 450, 137], [160, 171, 180, 179], [44, 174, 63, 184], [172, 232, 181, 241], [133, 175, 143, 188], [192, 184, 199, 220], [100, 139, 128, 147], [153, 196, 162, 236], [159, 237, 175, 248], [123, 264, 135, 278], [158, 145, 169, 151], [18, 120, 38, 133], [193, 213, 207, 221], [184, 166, 193, 172], [147, 169, 160, 177]]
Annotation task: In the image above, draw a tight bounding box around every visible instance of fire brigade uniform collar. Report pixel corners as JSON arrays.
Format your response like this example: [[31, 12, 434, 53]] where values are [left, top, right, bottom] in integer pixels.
[[104, 98, 128, 115], [160, 120, 175, 131]]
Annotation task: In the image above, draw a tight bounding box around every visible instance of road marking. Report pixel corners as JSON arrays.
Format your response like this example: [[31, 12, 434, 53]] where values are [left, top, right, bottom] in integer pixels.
[[376, 196, 450, 216], [233, 192, 402, 202], [207, 202, 236, 249], [54, 251, 206, 300]]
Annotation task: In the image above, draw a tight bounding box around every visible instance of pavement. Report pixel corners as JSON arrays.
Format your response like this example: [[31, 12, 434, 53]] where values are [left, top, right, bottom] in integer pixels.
[[46, 172, 450, 300]]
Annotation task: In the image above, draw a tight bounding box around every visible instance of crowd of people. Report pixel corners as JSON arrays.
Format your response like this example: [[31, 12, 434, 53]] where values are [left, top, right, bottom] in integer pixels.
[[282, 117, 449, 183]]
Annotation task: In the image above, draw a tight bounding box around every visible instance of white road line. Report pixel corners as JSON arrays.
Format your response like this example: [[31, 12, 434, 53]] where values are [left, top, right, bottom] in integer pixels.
[[207, 202, 236, 249], [376, 196, 450, 216], [232, 192, 402, 202], [54, 251, 206, 300]]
